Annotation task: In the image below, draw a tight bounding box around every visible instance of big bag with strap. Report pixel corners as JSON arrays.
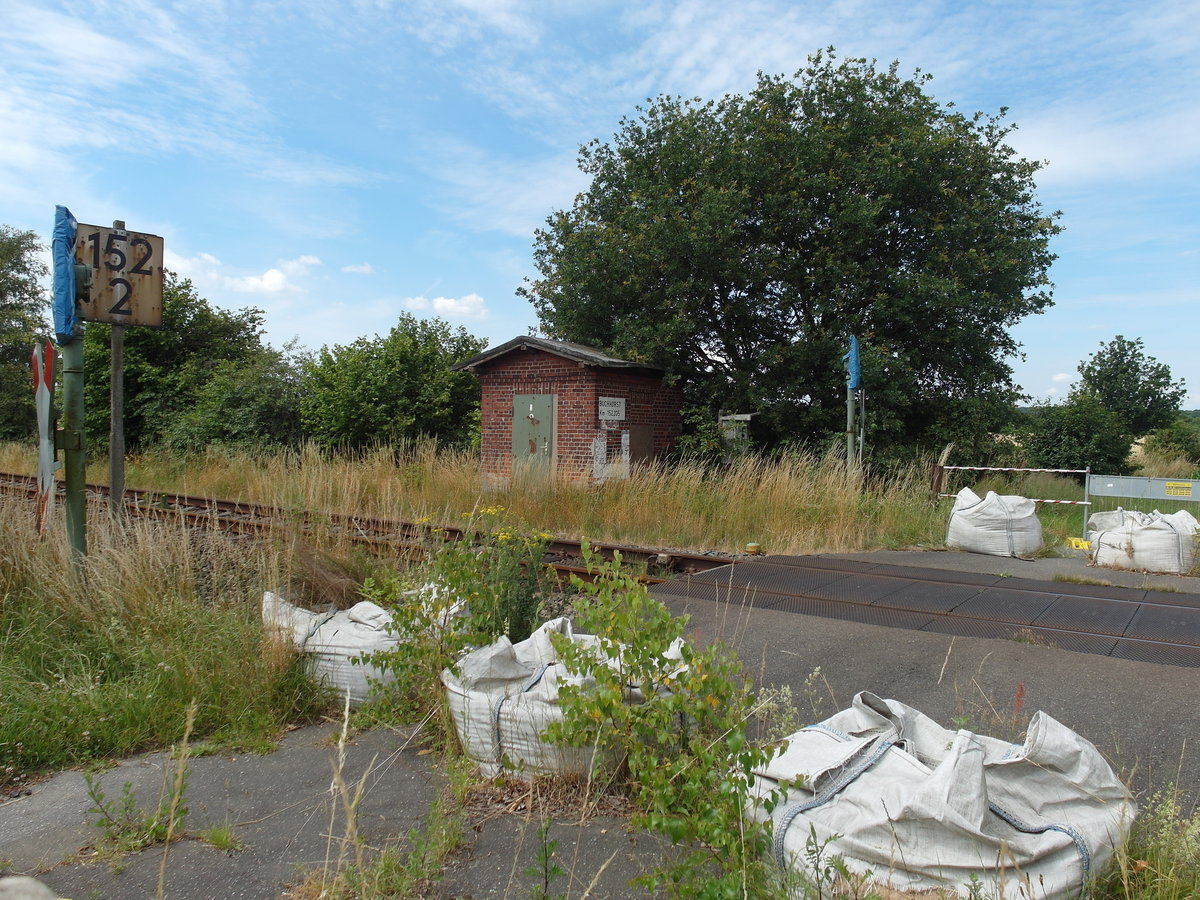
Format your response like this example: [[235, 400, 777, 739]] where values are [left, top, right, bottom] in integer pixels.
[[747, 691, 1134, 899]]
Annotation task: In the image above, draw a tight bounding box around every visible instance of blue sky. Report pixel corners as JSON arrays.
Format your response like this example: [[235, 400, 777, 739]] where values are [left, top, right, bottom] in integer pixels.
[[3, 0, 1197, 406]]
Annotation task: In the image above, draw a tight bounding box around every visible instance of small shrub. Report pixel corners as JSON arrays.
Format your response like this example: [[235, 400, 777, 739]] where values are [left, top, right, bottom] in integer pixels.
[[1091, 788, 1200, 899], [360, 508, 552, 732], [545, 547, 780, 898]]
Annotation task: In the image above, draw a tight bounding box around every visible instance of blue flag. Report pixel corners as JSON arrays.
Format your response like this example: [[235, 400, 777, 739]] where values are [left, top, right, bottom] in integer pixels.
[[52, 205, 79, 344], [843, 335, 861, 390]]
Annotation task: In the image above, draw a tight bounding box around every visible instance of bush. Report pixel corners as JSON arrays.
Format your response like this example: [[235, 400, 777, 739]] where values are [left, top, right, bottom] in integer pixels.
[[1021, 393, 1132, 475], [1143, 418, 1200, 465], [546, 548, 780, 899], [360, 508, 552, 729]]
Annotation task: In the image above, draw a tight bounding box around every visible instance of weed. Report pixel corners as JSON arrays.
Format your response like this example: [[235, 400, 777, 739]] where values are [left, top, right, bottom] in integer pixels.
[[303, 756, 471, 898], [42, 441, 947, 556], [84, 772, 188, 857], [799, 824, 851, 899], [545, 546, 781, 898], [0, 497, 326, 787], [1054, 573, 1115, 586], [751, 684, 806, 745], [292, 696, 471, 899], [948, 673, 1031, 744], [83, 717, 191, 860], [1009, 628, 1056, 649], [1091, 787, 1200, 899], [1144, 584, 1184, 594], [198, 823, 243, 853], [523, 819, 567, 900], [359, 507, 551, 734]]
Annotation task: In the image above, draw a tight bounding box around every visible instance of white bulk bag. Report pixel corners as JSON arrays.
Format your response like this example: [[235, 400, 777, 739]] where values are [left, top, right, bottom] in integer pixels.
[[442, 617, 684, 778], [263, 591, 400, 704], [946, 487, 1043, 557], [1091, 508, 1198, 574], [748, 692, 1134, 900], [1085, 507, 1151, 541], [264, 586, 465, 705]]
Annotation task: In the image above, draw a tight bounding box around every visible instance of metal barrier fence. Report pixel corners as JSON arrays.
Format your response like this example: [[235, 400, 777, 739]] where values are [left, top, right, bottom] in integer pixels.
[[1087, 474, 1200, 506], [933, 468, 1200, 539]]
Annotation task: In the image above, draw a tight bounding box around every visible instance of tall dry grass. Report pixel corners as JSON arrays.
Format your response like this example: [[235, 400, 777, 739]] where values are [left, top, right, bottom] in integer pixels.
[[41, 443, 950, 555]]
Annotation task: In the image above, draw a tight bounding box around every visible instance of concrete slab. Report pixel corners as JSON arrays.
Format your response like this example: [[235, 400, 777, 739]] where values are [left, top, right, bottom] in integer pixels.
[[439, 814, 668, 900], [654, 586, 1200, 804], [4, 723, 440, 899]]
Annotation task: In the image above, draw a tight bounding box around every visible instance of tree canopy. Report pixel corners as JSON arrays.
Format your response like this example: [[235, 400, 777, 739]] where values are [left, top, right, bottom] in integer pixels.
[[0, 226, 50, 440], [160, 346, 305, 451], [1020, 393, 1132, 475], [521, 51, 1061, 457], [83, 274, 272, 450], [81, 279, 486, 454], [1075, 335, 1186, 438], [299, 313, 485, 450]]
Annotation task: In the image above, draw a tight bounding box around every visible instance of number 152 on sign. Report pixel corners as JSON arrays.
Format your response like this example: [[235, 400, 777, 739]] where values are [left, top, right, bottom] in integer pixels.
[[73, 224, 164, 328]]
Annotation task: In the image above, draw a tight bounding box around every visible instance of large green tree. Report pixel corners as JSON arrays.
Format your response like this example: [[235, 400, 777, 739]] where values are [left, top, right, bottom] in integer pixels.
[[521, 52, 1061, 457], [299, 313, 485, 450], [83, 274, 273, 450], [1075, 335, 1186, 438], [0, 226, 50, 440]]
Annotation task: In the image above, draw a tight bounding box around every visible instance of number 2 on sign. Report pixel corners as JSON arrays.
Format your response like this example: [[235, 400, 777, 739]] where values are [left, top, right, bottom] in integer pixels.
[[85, 231, 153, 315]]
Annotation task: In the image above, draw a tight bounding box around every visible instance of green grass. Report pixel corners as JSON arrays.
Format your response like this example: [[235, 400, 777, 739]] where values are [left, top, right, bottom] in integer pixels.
[[1093, 789, 1200, 900], [198, 823, 244, 853], [0, 497, 329, 787]]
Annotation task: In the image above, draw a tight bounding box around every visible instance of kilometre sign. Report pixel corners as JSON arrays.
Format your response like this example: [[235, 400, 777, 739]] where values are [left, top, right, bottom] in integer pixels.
[[74, 223, 164, 327], [598, 396, 626, 421]]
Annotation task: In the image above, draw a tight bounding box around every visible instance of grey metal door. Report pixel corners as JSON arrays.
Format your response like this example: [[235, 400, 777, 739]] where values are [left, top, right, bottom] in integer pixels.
[[512, 394, 554, 478]]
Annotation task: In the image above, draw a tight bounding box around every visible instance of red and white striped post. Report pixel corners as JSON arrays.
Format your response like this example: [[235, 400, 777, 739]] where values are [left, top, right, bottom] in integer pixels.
[[31, 340, 57, 535]]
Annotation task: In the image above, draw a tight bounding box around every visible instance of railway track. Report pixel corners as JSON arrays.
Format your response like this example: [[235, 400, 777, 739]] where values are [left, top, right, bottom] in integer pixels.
[[0, 471, 733, 583], [6, 471, 1199, 666]]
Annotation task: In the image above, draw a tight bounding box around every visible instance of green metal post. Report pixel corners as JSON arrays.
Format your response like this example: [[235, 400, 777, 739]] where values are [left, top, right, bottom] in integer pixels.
[[61, 335, 87, 560], [846, 387, 855, 470]]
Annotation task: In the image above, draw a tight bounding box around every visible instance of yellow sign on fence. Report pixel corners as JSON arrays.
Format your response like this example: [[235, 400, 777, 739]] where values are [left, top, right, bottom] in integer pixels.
[[1165, 482, 1194, 498]]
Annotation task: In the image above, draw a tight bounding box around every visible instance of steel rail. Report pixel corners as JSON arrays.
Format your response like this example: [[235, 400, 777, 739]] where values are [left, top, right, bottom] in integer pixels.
[[9, 469, 1195, 664]]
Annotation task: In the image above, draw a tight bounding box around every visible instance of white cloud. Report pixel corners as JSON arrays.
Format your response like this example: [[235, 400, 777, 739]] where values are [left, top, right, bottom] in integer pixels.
[[1051, 373, 1072, 383], [162, 251, 320, 295], [279, 255, 322, 276], [404, 293, 489, 319], [1011, 101, 1200, 187], [163, 249, 222, 277], [403, 0, 541, 50], [0, 0, 370, 229], [342, 263, 375, 274], [223, 255, 321, 293], [227, 268, 292, 293]]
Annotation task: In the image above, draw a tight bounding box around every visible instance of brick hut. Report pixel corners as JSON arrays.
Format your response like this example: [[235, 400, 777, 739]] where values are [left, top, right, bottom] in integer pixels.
[[452, 336, 682, 487]]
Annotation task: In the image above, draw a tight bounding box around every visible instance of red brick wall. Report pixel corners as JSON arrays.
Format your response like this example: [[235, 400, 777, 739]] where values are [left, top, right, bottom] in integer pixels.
[[476, 348, 593, 479], [594, 371, 683, 458], [473, 346, 682, 483]]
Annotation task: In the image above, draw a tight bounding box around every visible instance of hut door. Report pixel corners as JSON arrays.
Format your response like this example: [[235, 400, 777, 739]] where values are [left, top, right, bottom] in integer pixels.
[[512, 394, 554, 479]]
